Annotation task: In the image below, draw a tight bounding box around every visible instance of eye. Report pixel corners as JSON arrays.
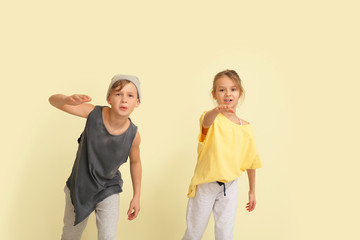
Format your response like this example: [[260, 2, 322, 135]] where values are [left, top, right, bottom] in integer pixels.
[[231, 88, 237, 91], [219, 89, 225, 92], [129, 94, 134, 98], [116, 93, 121, 96]]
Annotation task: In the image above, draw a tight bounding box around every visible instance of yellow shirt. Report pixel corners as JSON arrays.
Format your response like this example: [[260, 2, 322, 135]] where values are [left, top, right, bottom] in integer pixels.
[[187, 112, 262, 198]]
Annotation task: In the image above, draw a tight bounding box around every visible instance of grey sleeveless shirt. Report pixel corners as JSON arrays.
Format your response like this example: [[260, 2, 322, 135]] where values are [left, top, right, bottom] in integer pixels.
[[66, 106, 137, 225]]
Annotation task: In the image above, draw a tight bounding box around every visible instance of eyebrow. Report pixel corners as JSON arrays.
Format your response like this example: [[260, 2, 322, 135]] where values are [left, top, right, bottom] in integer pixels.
[[217, 85, 237, 88], [114, 89, 136, 94]]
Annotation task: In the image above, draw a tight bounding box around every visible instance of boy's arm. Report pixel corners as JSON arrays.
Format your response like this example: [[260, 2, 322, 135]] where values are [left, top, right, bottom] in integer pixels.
[[127, 131, 142, 220], [48, 94, 95, 118], [246, 169, 256, 212]]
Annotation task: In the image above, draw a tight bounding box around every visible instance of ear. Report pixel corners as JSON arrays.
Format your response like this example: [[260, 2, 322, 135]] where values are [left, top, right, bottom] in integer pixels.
[[135, 98, 140, 108], [211, 91, 216, 100], [107, 96, 111, 105]]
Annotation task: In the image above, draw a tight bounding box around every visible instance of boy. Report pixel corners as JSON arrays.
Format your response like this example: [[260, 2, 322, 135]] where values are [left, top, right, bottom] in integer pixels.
[[49, 74, 142, 240]]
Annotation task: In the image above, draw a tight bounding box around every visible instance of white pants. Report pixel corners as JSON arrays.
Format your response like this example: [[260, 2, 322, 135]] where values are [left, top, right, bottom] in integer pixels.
[[61, 186, 120, 240], [182, 179, 238, 240]]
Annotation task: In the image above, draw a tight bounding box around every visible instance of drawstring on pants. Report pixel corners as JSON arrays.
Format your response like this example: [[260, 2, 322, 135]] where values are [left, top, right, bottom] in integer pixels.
[[216, 181, 226, 196]]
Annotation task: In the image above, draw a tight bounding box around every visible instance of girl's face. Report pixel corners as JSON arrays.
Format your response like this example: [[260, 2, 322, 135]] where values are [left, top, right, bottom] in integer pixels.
[[107, 82, 140, 116], [212, 76, 241, 109]]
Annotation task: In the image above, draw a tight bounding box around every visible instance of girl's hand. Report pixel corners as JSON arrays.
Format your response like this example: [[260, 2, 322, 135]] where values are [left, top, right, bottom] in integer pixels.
[[65, 94, 92, 105], [127, 197, 140, 220], [215, 105, 235, 113], [246, 191, 256, 212]]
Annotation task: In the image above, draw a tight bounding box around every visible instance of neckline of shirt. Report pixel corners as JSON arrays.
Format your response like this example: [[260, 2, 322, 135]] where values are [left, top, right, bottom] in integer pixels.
[[100, 106, 132, 137], [219, 113, 250, 127]]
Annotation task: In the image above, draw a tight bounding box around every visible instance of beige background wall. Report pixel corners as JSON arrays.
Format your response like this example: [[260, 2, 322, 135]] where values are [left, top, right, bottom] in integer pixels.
[[1, 0, 359, 239]]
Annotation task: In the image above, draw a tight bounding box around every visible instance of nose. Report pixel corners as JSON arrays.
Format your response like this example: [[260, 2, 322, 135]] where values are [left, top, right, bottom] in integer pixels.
[[121, 96, 128, 103]]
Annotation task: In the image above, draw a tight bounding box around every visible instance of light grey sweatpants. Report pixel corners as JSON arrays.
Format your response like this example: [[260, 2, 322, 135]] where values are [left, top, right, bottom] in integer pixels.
[[61, 186, 120, 240], [182, 179, 238, 240]]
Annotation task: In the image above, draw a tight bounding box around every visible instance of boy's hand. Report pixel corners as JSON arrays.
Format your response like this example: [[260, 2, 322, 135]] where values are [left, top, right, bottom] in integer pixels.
[[215, 105, 235, 113], [65, 94, 92, 105], [127, 197, 140, 220], [246, 191, 256, 212]]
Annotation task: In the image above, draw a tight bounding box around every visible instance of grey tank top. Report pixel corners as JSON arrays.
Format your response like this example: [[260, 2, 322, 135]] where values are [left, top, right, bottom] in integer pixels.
[[66, 106, 137, 225]]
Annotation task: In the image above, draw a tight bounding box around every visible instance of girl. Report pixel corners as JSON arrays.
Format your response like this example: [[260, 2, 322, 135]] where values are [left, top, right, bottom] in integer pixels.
[[182, 70, 262, 240], [49, 74, 142, 240]]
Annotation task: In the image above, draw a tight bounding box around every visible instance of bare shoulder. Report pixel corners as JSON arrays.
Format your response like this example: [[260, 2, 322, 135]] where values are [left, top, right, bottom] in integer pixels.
[[133, 131, 141, 146], [240, 118, 250, 125]]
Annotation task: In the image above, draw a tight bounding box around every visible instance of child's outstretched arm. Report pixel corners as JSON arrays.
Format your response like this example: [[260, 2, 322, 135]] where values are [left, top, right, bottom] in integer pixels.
[[202, 105, 235, 135], [246, 169, 256, 212], [48, 94, 94, 118], [127, 131, 142, 221]]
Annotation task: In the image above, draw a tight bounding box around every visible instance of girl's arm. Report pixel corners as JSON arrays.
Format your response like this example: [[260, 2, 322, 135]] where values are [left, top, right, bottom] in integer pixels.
[[127, 131, 142, 220], [48, 94, 95, 118], [202, 105, 235, 135], [246, 169, 256, 212]]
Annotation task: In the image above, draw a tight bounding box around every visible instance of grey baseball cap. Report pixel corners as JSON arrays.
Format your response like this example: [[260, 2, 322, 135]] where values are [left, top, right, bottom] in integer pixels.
[[106, 74, 141, 102]]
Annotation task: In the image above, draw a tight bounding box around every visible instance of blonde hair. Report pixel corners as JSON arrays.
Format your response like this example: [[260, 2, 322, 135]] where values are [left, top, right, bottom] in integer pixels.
[[212, 69, 244, 97]]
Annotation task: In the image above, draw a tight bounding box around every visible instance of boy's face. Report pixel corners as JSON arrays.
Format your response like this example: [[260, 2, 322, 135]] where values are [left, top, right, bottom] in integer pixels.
[[107, 82, 140, 116]]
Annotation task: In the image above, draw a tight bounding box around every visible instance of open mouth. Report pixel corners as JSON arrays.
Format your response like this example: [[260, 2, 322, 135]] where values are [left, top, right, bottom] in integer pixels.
[[224, 99, 232, 104]]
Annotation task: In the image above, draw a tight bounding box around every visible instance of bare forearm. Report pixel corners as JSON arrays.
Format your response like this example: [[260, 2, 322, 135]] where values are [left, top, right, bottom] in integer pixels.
[[130, 161, 142, 198], [247, 169, 256, 193], [48, 94, 93, 117], [48, 94, 67, 108], [203, 108, 220, 128], [203, 105, 235, 129]]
